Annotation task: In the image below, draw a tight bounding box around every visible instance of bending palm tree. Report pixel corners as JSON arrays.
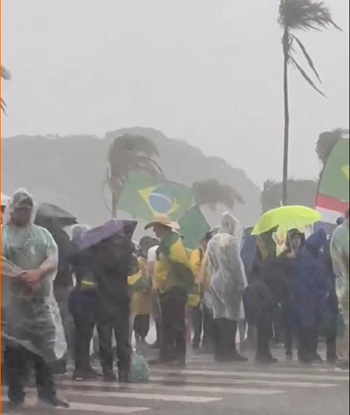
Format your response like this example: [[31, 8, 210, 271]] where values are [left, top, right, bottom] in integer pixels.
[[1, 65, 11, 115], [107, 134, 163, 217], [279, 0, 340, 205], [193, 179, 244, 210]]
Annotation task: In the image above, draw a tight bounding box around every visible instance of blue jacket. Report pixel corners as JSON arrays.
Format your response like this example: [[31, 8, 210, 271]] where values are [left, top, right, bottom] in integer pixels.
[[293, 229, 331, 329]]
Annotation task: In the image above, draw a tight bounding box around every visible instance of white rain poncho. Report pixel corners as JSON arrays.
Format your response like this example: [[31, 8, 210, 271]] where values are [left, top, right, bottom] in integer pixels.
[[207, 212, 248, 321], [1, 189, 67, 362]]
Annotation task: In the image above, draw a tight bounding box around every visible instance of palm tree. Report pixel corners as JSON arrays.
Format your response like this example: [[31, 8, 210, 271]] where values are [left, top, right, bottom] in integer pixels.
[[107, 134, 163, 217], [1, 65, 11, 115], [262, 178, 318, 212], [316, 128, 349, 166], [192, 179, 244, 211], [279, 0, 340, 205]]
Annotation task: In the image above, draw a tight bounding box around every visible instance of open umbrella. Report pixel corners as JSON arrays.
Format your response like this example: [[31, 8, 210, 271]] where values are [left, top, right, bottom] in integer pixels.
[[35, 203, 78, 228], [77, 219, 137, 251], [252, 205, 321, 236]]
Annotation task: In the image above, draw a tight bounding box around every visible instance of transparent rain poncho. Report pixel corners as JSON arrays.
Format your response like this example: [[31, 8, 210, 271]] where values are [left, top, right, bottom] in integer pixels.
[[1, 189, 67, 362], [207, 212, 248, 321]]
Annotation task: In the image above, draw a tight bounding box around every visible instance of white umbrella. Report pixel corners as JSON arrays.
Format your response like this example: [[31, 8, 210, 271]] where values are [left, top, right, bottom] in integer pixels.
[[1, 192, 10, 207]]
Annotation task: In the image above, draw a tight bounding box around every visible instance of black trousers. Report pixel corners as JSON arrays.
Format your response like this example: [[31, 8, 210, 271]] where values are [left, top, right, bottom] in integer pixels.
[[4, 346, 56, 404], [97, 308, 131, 375], [213, 318, 238, 360], [192, 305, 203, 345], [134, 315, 150, 340], [256, 316, 274, 358], [72, 307, 95, 371], [159, 287, 187, 363], [69, 289, 97, 372], [298, 327, 318, 362]]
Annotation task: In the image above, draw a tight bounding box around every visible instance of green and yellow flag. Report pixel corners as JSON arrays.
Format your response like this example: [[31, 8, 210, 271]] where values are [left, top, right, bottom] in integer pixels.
[[179, 206, 210, 250], [118, 172, 195, 222], [316, 139, 350, 223]]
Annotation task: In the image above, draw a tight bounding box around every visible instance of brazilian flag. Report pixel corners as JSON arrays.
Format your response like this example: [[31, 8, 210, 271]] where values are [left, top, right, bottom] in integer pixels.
[[179, 206, 210, 250], [118, 172, 195, 222]]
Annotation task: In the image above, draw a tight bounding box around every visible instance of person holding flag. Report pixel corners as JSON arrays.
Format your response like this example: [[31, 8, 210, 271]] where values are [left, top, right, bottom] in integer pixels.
[[146, 215, 195, 367]]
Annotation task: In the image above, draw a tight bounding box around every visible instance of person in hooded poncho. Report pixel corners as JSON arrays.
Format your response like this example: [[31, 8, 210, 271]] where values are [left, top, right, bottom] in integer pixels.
[[331, 210, 349, 365], [206, 213, 248, 362], [293, 229, 332, 364], [1, 189, 68, 409]]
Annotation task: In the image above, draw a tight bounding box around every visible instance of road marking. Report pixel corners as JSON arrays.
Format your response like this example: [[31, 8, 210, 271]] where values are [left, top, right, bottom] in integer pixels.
[[59, 380, 284, 395], [150, 376, 336, 389], [61, 402, 149, 413], [64, 390, 222, 403], [186, 358, 349, 374], [152, 368, 349, 382], [1, 397, 149, 414]]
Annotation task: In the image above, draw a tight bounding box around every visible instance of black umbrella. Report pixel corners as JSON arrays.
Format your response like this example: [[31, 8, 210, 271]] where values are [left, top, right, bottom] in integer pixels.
[[35, 203, 78, 228]]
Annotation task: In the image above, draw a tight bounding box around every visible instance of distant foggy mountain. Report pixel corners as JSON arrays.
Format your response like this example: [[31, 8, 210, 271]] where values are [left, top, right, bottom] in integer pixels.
[[1, 127, 262, 229]]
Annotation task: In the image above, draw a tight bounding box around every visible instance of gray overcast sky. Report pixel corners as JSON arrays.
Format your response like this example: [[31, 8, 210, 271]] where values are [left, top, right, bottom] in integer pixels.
[[1, 0, 349, 186]]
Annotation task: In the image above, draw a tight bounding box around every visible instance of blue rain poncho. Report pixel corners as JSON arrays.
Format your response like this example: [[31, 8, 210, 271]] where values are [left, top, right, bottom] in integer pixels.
[[1, 189, 67, 362], [207, 213, 248, 321]]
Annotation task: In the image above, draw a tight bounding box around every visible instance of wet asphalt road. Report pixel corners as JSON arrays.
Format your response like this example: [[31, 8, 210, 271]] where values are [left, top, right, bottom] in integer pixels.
[[1, 350, 349, 415]]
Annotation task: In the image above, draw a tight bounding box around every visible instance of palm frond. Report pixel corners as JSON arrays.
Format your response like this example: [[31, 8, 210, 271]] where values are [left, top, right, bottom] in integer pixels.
[[193, 179, 244, 210], [279, 0, 341, 31], [1, 98, 7, 115], [293, 36, 322, 82], [291, 57, 326, 97], [1, 65, 11, 81]]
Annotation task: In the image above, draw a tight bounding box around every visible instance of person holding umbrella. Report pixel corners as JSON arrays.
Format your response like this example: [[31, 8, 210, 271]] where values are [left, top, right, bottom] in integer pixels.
[[76, 219, 137, 382]]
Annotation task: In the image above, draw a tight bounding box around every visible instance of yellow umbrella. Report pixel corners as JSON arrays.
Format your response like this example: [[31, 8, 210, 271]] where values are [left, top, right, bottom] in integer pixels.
[[252, 205, 322, 236]]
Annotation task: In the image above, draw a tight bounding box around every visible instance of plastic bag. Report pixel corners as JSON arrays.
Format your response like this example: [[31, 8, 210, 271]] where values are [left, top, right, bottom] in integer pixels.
[[129, 351, 150, 383]]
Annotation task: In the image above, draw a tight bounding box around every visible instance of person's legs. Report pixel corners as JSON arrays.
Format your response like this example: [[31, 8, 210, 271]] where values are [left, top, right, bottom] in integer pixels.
[[298, 326, 312, 363], [238, 320, 246, 349], [326, 330, 337, 364], [202, 305, 214, 351], [213, 318, 229, 361], [114, 304, 132, 382], [173, 289, 187, 364], [256, 316, 278, 364], [5, 346, 29, 405], [160, 290, 177, 363], [134, 315, 151, 341], [97, 321, 115, 378], [227, 320, 248, 361], [191, 305, 203, 348], [33, 354, 56, 402]]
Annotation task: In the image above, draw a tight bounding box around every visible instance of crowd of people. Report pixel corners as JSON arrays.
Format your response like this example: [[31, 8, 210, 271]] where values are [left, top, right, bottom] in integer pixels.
[[1, 188, 349, 409]]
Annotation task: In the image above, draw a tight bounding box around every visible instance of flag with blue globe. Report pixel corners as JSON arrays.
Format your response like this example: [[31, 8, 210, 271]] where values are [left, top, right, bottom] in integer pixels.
[[118, 172, 195, 222]]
